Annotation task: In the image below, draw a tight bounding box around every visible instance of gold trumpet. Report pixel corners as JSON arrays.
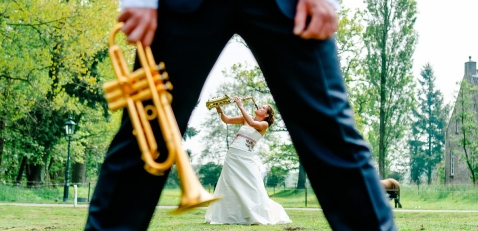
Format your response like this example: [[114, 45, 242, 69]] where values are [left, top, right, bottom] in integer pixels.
[[102, 23, 219, 214], [206, 94, 258, 110]]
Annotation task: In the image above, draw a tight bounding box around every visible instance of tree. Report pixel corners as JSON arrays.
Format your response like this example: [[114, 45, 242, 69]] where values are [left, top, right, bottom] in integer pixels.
[[262, 138, 303, 188], [266, 166, 288, 189], [198, 162, 222, 188], [0, 0, 121, 185], [452, 80, 478, 185], [363, 0, 418, 178], [336, 6, 369, 133], [408, 139, 425, 186], [412, 64, 448, 185], [199, 63, 279, 164], [183, 127, 200, 141]]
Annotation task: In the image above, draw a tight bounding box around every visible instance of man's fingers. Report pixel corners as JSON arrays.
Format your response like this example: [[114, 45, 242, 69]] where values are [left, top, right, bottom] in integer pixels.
[[293, 1, 307, 35], [117, 10, 131, 23], [142, 21, 157, 46], [294, 0, 338, 40], [142, 27, 156, 47], [127, 21, 148, 45], [121, 16, 138, 35], [300, 15, 325, 39], [116, 8, 158, 45], [300, 15, 337, 39]]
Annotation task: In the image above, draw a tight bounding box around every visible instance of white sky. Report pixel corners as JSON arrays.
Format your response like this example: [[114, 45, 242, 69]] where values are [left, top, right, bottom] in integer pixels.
[[184, 0, 478, 159]]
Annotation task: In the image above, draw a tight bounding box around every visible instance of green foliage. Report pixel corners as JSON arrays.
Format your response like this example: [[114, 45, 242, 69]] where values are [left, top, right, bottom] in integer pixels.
[[0, 0, 123, 185], [197, 162, 222, 187], [266, 166, 289, 188], [362, 0, 418, 177], [433, 161, 446, 185], [387, 171, 403, 182], [336, 6, 369, 134], [199, 62, 285, 165], [409, 64, 449, 185], [183, 127, 199, 141], [165, 165, 180, 187], [263, 139, 299, 171], [452, 80, 478, 185], [408, 139, 425, 185]]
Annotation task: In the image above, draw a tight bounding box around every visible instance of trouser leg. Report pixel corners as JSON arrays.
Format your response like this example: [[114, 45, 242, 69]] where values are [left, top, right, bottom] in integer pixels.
[[237, 1, 396, 230], [85, 2, 235, 230]]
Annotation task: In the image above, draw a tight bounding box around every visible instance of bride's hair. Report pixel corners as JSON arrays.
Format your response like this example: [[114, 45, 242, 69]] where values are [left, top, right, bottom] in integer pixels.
[[265, 104, 275, 126]]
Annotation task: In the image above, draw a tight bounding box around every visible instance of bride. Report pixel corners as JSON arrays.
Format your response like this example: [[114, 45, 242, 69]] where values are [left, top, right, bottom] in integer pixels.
[[205, 96, 292, 225]]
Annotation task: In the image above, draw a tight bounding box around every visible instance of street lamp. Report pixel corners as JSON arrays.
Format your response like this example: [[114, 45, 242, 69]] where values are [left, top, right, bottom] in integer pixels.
[[63, 116, 76, 202]]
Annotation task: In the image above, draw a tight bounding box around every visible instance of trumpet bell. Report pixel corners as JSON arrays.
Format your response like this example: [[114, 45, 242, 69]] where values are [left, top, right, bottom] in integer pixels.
[[104, 22, 220, 215], [172, 189, 221, 214]]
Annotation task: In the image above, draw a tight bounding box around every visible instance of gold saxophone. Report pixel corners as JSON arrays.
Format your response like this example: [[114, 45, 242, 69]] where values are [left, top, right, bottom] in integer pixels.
[[206, 94, 258, 110], [102, 23, 219, 214]]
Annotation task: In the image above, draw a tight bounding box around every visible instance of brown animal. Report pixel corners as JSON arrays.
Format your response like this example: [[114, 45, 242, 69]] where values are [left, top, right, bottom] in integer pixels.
[[380, 178, 402, 208]]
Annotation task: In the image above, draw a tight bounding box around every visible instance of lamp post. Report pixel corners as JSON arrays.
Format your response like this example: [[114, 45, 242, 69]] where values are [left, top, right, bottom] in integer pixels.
[[63, 116, 76, 202]]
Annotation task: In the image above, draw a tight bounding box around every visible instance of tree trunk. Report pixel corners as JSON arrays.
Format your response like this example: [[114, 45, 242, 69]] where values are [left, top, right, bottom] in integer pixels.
[[26, 162, 42, 188], [427, 166, 432, 185], [0, 117, 5, 177], [296, 163, 306, 189], [48, 155, 57, 183], [15, 156, 27, 185], [378, 0, 390, 179], [72, 161, 87, 185], [428, 95, 432, 185]]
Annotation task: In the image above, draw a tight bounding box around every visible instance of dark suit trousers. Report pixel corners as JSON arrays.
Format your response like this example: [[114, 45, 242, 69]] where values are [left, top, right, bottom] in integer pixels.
[[85, 0, 396, 230]]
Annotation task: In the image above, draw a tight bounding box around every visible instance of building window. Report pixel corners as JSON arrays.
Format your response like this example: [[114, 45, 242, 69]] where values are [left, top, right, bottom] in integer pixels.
[[450, 151, 455, 176]]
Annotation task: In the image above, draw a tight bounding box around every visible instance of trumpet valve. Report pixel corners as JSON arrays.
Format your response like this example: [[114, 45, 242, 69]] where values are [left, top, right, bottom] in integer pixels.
[[164, 81, 173, 91], [158, 62, 166, 71], [152, 151, 159, 160], [161, 72, 169, 80], [165, 92, 173, 104]]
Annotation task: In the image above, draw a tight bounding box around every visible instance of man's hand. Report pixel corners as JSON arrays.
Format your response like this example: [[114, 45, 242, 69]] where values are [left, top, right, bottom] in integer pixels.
[[118, 8, 157, 46], [293, 0, 338, 40]]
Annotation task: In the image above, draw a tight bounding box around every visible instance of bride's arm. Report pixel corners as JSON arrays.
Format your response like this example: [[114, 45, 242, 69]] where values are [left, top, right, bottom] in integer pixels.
[[234, 98, 268, 131], [237, 106, 268, 130], [216, 106, 244, 124]]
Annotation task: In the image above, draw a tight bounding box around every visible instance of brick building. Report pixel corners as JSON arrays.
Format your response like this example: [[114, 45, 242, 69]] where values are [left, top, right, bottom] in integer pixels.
[[444, 57, 478, 185]]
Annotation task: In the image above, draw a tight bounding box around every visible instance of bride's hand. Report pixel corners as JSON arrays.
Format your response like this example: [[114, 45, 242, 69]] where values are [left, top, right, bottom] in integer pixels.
[[215, 106, 223, 114], [234, 96, 243, 108]]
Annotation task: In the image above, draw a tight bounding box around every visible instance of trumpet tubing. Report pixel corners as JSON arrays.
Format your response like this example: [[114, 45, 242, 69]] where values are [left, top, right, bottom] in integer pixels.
[[103, 23, 219, 214]]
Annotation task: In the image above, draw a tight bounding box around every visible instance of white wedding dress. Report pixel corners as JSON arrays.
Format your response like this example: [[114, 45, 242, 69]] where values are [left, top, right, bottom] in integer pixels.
[[205, 125, 292, 225]]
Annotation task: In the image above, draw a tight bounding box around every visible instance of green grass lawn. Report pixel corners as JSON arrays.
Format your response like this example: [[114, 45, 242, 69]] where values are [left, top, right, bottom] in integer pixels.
[[1, 184, 478, 210], [1, 183, 478, 230], [1, 205, 478, 230]]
